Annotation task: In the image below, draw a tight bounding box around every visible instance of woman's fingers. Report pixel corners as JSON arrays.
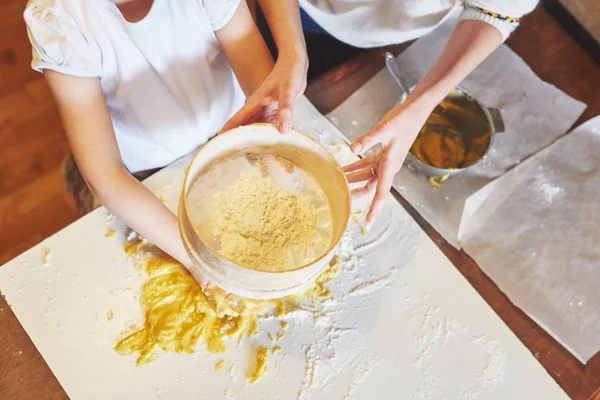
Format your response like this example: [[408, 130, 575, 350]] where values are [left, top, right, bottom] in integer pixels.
[[276, 83, 295, 133], [346, 164, 376, 183], [276, 106, 293, 133], [343, 153, 379, 173], [365, 151, 399, 228], [350, 117, 394, 155], [351, 176, 378, 198], [262, 101, 279, 124]]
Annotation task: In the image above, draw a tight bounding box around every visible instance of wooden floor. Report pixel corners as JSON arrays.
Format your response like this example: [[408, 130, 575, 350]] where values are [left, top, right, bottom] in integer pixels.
[[0, 0, 81, 266]]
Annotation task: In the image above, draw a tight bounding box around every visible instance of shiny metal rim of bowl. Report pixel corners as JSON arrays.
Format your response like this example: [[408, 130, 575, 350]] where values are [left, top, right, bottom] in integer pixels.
[[178, 123, 351, 299]]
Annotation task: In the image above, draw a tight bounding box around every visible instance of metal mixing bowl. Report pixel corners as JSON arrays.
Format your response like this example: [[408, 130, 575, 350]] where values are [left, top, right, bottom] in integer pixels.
[[178, 124, 351, 299], [399, 86, 505, 178]]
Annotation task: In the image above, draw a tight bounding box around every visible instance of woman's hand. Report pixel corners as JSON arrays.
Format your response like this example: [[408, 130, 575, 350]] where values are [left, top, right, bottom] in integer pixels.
[[345, 20, 503, 228], [221, 52, 308, 133], [344, 101, 430, 228]]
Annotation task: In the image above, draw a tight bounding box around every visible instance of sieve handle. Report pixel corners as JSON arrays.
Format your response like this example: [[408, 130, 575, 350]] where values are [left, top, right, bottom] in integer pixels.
[[487, 108, 505, 134]]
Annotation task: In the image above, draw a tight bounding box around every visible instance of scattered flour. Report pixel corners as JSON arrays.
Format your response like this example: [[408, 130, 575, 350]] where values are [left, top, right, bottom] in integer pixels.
[[411, 305, 507, 400], [283, 201, 507, 400], [342, 355, 379, 400], [539, 181, 563, 203], [292, 209, 416, 399], [126, 230, 138, 242], [534, 175, 564, 204], [338, 232, 365, 274], [105, 212, 116, 223], [293, 230, 367, 400]]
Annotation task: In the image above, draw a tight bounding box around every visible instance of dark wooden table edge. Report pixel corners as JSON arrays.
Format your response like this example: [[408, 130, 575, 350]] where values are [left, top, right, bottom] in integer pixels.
[[542, 0, 600, 66]]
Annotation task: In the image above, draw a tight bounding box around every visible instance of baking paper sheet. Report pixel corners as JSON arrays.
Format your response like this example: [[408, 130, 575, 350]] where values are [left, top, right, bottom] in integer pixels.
[[458, 116, 600, 364], [0, 97, 569, 399], [327, 14, 587, 249]]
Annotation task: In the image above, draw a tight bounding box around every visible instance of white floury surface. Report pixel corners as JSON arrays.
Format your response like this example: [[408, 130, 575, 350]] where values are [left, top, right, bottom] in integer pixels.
[[459, 116, 600, 364], [0, 97, 568, 400]]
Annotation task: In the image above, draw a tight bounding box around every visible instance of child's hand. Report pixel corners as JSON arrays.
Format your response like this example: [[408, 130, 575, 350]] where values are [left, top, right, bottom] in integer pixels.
[[221, 52, 308, 134]]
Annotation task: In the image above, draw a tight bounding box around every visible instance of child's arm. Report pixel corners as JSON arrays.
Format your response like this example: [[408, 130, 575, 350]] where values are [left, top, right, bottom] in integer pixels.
[[217, 1, 306, 133], [44, 71, 199, 276], [215, 1, 274, 98], [254, 0, 308, 131], [256, 0, 305, 63]]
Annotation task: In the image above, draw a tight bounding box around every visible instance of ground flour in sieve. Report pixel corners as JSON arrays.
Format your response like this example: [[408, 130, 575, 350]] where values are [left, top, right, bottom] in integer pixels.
[[212, 172, 331, 272]]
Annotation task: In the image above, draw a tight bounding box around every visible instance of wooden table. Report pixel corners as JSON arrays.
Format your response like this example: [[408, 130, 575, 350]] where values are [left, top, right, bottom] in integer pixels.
[[0, 6, 598, 400], [305, 7, 600, 400]]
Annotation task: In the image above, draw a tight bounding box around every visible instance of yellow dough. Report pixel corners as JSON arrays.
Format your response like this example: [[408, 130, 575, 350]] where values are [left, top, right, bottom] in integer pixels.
[[115, 239, 340, 383], [248, 347, 269, 383]]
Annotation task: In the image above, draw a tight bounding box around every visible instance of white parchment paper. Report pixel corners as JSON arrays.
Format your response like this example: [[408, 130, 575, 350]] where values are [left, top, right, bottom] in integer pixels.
[[327, 15, 587, 248], [0, 97, 570, 399], [458, 116, 600, 364]]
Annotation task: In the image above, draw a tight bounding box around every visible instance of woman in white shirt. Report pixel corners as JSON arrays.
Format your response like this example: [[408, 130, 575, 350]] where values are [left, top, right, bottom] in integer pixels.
[[231, 1, 539, 228], [24, 0, 306, 272]]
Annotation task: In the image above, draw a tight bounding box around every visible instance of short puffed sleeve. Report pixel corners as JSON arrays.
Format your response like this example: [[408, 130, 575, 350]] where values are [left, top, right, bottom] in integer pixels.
[[195, 0, 242, 31], [24, 0, 102, 77]]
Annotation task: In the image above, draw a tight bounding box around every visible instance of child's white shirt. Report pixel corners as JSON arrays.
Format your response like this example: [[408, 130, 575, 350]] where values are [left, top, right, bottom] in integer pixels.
[[25, 0, 244, 173]]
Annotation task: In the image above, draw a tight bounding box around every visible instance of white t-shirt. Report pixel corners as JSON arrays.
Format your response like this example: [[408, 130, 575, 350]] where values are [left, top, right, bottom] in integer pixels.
[[299, 0, 539, 48], [25, 0, 245, 173]]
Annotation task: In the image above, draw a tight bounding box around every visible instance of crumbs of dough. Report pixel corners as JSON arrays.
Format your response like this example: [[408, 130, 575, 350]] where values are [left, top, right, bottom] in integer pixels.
[[41, 248, 52, 266], [248, 347, 269, 383], [115, 239, 341, 379], [276, 320, 289, 341], [428, 175, 450, 188], [350, 213, 366, 237]]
